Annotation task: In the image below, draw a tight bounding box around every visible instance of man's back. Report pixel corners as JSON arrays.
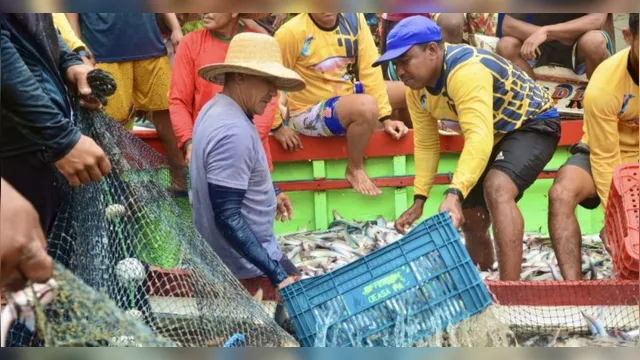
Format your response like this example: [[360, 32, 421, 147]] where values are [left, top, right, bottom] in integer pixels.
[[413, 43, 556, 136], [189, 94, 281, 279]]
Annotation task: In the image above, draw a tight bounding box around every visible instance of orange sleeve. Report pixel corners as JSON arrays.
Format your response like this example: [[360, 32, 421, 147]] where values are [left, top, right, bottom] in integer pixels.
[[169, 33, 197, 150], [254, 97, 277, 172]]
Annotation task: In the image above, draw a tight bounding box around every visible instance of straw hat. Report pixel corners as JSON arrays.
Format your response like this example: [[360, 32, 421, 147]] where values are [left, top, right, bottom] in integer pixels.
[[198, 32, 306, 92], [239, 13, 273, 20]]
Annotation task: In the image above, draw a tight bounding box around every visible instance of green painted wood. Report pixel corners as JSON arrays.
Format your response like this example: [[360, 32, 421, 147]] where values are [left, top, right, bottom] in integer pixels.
[[312, 160, 328, 231], [393, 156, 408, 219], [271, 146, 604, 235]]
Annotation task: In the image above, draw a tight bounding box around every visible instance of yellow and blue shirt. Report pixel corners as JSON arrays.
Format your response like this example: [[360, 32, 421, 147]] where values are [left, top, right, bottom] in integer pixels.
[[273, 13, 392, 128], [582, 47, 639, 210], [407, 43, 557, 199]]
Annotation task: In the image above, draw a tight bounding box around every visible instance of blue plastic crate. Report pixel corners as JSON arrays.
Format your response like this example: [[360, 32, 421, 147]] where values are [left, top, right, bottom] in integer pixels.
[[280, 212, 492, 347]]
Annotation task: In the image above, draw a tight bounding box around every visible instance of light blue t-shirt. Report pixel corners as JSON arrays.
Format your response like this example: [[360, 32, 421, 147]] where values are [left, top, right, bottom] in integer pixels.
[[190, 94, 282, 279]]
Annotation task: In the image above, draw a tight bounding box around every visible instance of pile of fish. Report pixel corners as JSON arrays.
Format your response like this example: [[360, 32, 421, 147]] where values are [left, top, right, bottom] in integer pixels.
[[278, 211, 614, 281], [278, 211, 407, 279], [478, 235, 615, 281]]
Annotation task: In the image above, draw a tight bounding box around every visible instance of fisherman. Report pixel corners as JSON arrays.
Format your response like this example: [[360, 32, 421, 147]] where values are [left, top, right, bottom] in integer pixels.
[[272, 13, 409, 196], [190, 33, 306, 294], [170, 13, 295, 221], [381, 16, 561, 281], [65, 12, 188, 196], [549, 13, 639, 281], [1, 12, 112, 346], [0, 178, 53, 292], [1, 13, 111, 233], [496, 13, 614, 79]]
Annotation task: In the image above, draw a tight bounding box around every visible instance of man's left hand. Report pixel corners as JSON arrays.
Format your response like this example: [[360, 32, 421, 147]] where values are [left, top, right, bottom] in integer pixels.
[[276, 192, 294, 222], [382, 120, 409, 140], [171, 29, 184, 52], [439, 194, 465, 229], [66, 63, 102, 110], [521, 27, 548, 60]]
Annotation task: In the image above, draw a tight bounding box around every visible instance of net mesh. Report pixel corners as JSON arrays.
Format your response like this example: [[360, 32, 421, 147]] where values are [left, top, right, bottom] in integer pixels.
[[5, 81, 298, 347]]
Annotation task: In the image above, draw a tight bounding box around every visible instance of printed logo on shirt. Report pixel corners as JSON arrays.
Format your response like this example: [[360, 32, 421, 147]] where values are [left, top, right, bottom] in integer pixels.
[[301, 35, 314, 56], [495, 151, 505, 161], [619, 94, 635, 117], [420, 94, 427, 110]]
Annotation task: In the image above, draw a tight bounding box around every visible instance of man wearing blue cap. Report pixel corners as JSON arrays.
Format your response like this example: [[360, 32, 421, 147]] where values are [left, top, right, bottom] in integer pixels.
[[375, 16, 561, 281]]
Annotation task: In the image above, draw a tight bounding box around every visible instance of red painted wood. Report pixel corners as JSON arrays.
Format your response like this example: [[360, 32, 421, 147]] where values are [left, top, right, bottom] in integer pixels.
[[485, 280, 639, 306], [133, 120, 584, 160], [144, 265, 639, 306]]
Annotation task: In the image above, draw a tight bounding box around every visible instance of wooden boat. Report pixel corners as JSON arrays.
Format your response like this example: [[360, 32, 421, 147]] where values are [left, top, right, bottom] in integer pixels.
[[135, 34, 600, 236]]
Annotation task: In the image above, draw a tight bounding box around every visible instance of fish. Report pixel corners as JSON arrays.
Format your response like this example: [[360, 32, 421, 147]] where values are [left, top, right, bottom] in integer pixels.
[[1, 279, 58, 347], [581, 308, 608, 337]]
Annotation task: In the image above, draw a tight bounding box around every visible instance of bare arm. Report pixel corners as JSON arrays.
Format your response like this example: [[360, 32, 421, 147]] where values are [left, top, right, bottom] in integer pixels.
[[162, 13, 182, 34], [501, 15, 541, 41], [542, 13, 608, 44], [64, 13, 81, 38], [242, 19, 269, 34]]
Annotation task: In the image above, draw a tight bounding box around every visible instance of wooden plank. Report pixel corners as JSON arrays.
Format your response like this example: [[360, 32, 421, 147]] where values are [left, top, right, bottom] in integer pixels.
[[275, 171, 559, 192], [486, 280, 639, 306]]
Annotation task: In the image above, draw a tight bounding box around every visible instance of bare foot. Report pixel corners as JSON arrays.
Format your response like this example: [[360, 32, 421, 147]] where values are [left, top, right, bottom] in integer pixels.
[[346, 166, 381, 196]]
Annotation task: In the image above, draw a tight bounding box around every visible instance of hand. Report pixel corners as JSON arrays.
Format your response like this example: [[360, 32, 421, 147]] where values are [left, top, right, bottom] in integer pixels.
[[274, 126, 302, 151], [276, 192, 294, 222], [65, 63, 102, 110], [170, 29, 184, 52], [439, 194, 465, 229], [382, 119, 409, 140], [275, 275, 300, 303], [272, 13, 288, 29], [0, 179, 53, 292], [55, 135, 112, 187], [184, 143, 193, 164], [395, 201, 424, 234], [278, 275, 299, 289], [521, 27, 548, 60]]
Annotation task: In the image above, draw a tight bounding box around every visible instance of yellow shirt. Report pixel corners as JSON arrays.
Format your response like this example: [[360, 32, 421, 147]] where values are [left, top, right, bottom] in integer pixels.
[[272, 13, 392, 128], [52, 13, 86, 51], [407, 43, 556, 199], [582, 47, 639, 210]]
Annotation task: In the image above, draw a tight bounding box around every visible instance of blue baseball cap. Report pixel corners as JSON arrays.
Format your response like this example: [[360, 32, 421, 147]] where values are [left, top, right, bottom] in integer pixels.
[[372, 16, 442, 67]]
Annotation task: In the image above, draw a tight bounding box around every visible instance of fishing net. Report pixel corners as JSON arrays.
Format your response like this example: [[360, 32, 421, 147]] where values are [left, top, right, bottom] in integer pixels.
[[3, 263, 175, 347], [4, 69, 298, 347]]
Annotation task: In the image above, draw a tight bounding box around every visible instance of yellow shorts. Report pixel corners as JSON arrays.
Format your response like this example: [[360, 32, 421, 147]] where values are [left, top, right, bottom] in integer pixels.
[[98, 56, 171, 130]]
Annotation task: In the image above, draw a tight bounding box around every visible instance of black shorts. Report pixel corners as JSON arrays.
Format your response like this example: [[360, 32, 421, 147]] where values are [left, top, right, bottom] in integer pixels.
[[462, 117, 561, 210], [533, 30, 612, 75], [559, 151, 601, 210]]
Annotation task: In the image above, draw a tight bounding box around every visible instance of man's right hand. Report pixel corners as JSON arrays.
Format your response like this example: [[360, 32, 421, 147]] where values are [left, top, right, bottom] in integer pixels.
[[395, 201, 424, 234], [0, 179, 53, 292], [274, 126, 302, 151], [278, 275, 299, 289], [275, 275, 300, 303], [55, 135, 111, 187]]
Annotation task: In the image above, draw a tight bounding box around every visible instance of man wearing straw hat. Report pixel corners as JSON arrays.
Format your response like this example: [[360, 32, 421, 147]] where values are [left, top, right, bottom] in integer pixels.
[[190, 32, 306, 293], [170, 14, 295, 223]]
